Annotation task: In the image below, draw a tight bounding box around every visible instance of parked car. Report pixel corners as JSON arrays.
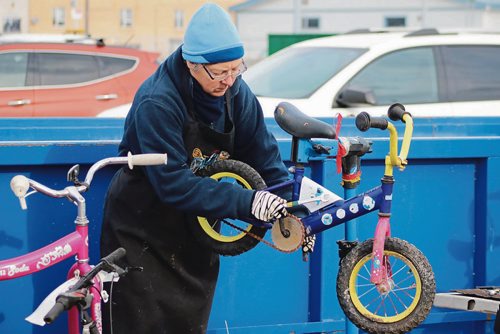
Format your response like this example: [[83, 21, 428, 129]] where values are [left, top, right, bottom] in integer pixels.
[[243, 28, 500, 118], [97, 29, 500, 119], [0, 37, 159, 117]]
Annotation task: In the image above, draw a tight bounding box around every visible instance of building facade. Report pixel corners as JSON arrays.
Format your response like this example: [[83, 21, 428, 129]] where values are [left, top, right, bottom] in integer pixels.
[[0, 0, 28, 34], [2, 0, 241, 59], [2, 0, 500, 63], [231, 0, 500, 63]]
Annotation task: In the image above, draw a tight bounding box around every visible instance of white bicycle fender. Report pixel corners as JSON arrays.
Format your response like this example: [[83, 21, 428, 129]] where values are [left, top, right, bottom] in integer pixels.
[[25, 277, 78, 326]]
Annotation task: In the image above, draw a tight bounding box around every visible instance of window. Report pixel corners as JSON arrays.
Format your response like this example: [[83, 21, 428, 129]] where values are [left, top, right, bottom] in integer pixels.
[[302, 17, 320, 29], [385, 17, 406, 27], [33, 53, 135, 86], [53, 7, 65, 27], [345, 47, 438, 105], [120, 8, 132, 27], [97, 56, 136, 77], [36, 53, 99, 85], [0, 52, 28, 88], [174, 10, 184, 29], [441, 46, 500, 102], [245, 47, 366, 99], [3, 17, 21, 33]]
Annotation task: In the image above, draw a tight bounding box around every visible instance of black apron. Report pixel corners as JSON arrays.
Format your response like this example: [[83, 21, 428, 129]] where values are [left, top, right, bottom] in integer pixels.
[[101, 92, 234, 334]]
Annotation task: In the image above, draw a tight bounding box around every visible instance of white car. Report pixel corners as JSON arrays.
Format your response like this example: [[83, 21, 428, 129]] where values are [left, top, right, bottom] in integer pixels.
[[97, 29, 500, 118], [244, 29, 500, 118]]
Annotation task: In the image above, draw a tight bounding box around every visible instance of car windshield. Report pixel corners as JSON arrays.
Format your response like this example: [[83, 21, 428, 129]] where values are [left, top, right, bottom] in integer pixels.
[[244, 46, 366, 99]]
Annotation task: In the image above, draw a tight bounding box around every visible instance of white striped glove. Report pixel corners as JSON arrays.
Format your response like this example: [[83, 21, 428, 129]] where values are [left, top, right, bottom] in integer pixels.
[[251, 191, 287, 222], [302, 234, 316, 254]]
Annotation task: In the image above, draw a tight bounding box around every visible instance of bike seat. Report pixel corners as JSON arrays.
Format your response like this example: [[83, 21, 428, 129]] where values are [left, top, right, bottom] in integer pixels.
[[274, 102, 337, 139]]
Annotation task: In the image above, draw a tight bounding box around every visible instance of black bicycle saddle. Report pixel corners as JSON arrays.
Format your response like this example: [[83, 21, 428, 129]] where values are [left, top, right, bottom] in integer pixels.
[[274, 102, 336, 139]]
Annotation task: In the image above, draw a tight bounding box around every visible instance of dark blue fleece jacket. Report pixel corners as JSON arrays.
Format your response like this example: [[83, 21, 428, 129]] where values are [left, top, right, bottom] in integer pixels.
[[118, 47, 289, 218]]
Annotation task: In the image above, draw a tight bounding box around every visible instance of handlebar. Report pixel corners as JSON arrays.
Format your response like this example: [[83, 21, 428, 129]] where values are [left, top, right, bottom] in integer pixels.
[[10, 152, 167, 210], [43, 247, 127, 325], [388, 103, 411, 122], [355, 112, 388, 131], [355, 104, 413, 172]]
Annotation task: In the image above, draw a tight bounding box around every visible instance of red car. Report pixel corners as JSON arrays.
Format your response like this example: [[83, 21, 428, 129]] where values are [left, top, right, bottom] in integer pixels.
[[0, 40, 159, 117]]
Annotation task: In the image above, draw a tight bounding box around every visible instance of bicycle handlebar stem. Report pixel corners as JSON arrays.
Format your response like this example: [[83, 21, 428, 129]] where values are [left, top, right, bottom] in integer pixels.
[[385, 113, 414, 176], [399, 114, 414, 164]]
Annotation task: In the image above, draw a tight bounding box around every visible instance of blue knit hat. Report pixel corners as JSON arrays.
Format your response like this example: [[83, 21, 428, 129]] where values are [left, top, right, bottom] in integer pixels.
[[182, 3, 244, 64]]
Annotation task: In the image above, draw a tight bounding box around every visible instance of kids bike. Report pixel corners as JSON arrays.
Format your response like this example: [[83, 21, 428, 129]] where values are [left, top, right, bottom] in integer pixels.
[[188, 102, 436, 334], [1, 152, 167, 334]]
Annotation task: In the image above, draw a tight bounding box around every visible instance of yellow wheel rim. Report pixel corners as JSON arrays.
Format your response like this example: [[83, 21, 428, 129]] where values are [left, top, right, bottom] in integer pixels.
[[197, 171, 253, 243], [349, 250, 422, 323]]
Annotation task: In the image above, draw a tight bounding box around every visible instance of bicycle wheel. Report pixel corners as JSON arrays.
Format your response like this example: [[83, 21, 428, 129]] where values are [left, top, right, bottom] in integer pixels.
[[337, 237, 435, 334], [188, 159, 267, 256]]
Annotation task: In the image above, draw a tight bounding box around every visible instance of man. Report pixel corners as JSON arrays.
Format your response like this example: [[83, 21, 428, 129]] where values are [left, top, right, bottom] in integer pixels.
[[100, 3, 291, 333]]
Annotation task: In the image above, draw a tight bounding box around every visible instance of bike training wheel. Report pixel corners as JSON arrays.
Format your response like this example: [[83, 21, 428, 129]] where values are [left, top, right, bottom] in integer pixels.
[[188, 159, 267, 256], [336, 237, 435, 334]]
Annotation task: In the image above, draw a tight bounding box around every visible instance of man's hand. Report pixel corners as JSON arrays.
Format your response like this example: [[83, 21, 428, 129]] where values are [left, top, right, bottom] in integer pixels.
[[251, 191, 287, 222]]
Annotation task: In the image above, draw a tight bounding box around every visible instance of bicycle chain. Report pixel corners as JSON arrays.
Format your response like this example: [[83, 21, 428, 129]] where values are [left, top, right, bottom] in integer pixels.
[[221, 214, 305, 253]]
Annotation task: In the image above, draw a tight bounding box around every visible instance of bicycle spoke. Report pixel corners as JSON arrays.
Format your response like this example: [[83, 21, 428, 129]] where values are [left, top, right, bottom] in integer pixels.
[[388, 287, 411, 311], [391, 260, 408, 278], [211, 220, 220, 229], [357, 283, 378, 299], [364, 292, 385, 310], [395, 275, 414, 288], [391, 284, 416, 294], [373, 296, 385, 315], [385, 291, 400, 315], [357, 265, 371, 283]]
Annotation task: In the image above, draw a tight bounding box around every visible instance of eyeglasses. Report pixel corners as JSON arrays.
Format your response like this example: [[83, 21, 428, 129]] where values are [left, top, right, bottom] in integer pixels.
[[201, 60, 247, 81]]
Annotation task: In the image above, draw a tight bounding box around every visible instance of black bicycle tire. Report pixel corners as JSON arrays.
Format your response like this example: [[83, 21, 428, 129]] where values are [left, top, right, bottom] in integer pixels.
[[188, 159, 267, 256], [336, 237, 436, 334]]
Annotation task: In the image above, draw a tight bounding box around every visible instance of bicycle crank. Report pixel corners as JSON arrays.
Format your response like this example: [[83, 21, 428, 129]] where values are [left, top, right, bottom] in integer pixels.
[[271, 215, 305, 252], [221, 214, 305, 253]]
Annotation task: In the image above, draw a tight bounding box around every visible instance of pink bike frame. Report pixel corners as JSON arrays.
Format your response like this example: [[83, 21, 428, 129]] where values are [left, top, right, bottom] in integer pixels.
[[0, 220, 103, 334]]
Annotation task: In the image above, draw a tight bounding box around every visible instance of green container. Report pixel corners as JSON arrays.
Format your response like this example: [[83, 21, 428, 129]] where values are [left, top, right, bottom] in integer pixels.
[[268, 34, 334, 55]]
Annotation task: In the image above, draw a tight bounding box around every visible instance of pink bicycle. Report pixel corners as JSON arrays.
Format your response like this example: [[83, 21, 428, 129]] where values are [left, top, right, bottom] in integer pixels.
[[0, 152, 167, 334]]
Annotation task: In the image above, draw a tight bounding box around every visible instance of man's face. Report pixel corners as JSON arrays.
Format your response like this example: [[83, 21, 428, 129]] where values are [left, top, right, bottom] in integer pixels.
[[187, 59, 245, 97]]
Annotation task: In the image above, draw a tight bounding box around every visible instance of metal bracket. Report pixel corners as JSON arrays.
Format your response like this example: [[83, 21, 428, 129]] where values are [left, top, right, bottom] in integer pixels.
[[434, 292, 500, 314]]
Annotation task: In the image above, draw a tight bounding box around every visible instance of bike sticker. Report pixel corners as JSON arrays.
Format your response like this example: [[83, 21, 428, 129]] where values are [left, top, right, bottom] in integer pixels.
[[321, 213, 333, 225], [349, 203, 359, 214], [36, 244, 72, 269], [299, 177, 343, 212], [372, 249, 382, 269], [385, 194, 393, 200], [336, 209, 346, 219], [362, 196, 375, 210], [0, 264, 30, 277]]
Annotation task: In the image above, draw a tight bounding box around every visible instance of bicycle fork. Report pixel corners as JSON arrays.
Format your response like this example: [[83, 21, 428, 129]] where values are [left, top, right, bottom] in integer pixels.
[[370, 175, 394, 293], [371, 216, 392, 291]]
